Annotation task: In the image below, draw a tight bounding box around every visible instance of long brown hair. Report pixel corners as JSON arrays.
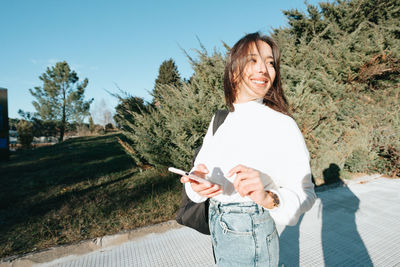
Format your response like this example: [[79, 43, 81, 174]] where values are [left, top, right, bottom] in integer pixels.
[[224, 32, 289, 115]]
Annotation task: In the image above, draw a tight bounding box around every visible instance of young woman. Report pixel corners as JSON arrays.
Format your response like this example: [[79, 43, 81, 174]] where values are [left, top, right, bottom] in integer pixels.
[[180, 32, 316, 266]]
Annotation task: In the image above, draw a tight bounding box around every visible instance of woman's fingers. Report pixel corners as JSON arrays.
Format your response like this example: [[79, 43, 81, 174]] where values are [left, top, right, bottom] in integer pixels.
[[198, 184, 221, 195], [179, 163, 222, 198], [193, 182, 222, 198], [228, 164, 259, 178], [236, 179, 263, 197], [191, 180, 213, 190], [195, 164, 209, 174], [180, 175, 222, 198], [189, 164, 209, 179], [233, 169, 258, 188], [180, 176, 189, 183], [233, 172, 245, 190], [180, 175, 204, 184], [227, 164, 248, 177], [180, 163, 209, 184], [230, 165, 265, 199], [205, 189, 223, 198], [182, 162, 266, 201]]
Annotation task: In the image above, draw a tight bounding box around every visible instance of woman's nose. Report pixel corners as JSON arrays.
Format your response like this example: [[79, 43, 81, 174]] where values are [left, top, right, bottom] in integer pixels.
[[256, 60, 267, 74]]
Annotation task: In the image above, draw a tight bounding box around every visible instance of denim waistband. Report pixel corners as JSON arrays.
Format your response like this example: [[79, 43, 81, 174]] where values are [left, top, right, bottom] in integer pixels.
[[210, 199, 269, 215]]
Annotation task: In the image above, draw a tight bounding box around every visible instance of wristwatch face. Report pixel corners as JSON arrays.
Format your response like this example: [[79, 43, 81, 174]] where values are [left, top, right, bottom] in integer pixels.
[[268, 191, 280, 207]]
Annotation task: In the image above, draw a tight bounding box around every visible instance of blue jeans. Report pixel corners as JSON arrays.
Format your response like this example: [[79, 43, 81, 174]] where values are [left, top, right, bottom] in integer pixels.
[[209, 199, 279, 267]]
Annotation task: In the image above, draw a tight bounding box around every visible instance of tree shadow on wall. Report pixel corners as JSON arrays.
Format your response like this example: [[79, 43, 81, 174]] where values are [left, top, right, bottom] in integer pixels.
[[279, 164, 372, 266]]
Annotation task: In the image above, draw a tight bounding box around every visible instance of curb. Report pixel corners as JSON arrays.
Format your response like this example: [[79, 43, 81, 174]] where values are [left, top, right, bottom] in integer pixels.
[[1, 174, 392, 267], [314, 173, 383, 193], [344, 173, 383, 185], [0, 220, 182, 267]]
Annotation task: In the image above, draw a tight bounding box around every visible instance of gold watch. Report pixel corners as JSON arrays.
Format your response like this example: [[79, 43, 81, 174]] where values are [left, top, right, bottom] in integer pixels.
[[266, 190, 280, 207]]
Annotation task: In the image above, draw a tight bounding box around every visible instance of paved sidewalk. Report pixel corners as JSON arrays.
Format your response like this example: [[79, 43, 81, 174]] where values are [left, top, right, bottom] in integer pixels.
[[2, 175, 400, 267]]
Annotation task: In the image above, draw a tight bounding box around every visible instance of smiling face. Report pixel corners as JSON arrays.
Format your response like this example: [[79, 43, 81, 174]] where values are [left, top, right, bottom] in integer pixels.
[[235, 41, 276, 103]]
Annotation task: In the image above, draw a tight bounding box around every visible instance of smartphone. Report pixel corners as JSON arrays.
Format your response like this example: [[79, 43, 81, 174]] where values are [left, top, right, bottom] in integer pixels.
[[168, 167, 213, 185]]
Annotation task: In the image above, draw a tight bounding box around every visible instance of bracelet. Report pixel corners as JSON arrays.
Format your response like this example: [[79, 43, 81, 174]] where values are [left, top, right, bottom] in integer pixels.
[[266, 190, 280, 207]]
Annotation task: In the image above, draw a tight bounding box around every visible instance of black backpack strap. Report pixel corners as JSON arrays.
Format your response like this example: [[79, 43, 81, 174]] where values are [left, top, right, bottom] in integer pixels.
[[192, 110, 229, 165], [212, 109, 229, 135], [177, 109, 229, 236]]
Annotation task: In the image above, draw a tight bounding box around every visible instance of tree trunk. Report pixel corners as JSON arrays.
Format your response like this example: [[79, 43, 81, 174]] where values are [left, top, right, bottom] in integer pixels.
[[59, 108, 66, 142], [59, 124, 64, 142], [59, 82, 66, 142]]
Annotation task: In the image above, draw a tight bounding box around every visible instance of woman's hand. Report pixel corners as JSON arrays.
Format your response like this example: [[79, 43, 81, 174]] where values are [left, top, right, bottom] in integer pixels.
[[180, 164, 223, 198], [227, 164, 275, 209]]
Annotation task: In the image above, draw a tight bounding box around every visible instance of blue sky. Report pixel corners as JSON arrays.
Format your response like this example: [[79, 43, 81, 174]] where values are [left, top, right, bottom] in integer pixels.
[[1, 0, 323, 123]]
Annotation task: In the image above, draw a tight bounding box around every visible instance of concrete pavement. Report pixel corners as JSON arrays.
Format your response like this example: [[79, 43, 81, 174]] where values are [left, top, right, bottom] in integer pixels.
[[2, 175, 400, 267]]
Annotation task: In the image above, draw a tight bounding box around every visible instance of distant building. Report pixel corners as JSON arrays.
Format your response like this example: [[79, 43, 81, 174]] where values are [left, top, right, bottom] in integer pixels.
[[0, 88, 9, 160], [9, 130, 17, 145]]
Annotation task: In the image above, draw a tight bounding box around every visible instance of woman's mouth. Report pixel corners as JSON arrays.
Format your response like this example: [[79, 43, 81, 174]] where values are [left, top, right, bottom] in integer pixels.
[[250, 79, 268, 86]]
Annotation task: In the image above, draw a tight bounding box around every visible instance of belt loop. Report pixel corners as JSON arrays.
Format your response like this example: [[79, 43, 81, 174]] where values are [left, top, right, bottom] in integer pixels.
[[214, 200, 221, 214], [257, 204, 264, 214]]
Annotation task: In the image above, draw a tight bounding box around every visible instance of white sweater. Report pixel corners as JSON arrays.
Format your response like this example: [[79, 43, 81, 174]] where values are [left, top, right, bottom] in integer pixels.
[[185, 99, 316, 226]]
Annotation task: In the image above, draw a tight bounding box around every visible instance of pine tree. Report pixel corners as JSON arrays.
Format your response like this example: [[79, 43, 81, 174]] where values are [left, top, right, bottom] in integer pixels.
[[120, 47, 226, 169], [113, 93, 147, 131], [89, 116, 95, 133], [29, 61, 94, 141], [152, 58, 182, 105], [16, 120, 34, 149]]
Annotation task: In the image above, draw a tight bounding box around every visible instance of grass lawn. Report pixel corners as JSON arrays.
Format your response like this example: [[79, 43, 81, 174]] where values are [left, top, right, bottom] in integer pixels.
[[0, 133, 181, 259]]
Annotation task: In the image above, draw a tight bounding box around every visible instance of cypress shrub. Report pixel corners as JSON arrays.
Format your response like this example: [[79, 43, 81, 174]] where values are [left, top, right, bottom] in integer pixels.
[[118, 0, 399, 181], [16, 120, 34, 149], [119, 48, 226, 169]]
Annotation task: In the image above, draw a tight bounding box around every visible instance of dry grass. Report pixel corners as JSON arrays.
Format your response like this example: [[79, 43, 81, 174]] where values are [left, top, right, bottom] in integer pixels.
[[0, 133, 181, 259]]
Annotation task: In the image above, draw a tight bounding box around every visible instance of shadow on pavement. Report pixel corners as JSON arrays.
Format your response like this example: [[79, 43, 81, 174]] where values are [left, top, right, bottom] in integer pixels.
[[279, 163, 372, 266]]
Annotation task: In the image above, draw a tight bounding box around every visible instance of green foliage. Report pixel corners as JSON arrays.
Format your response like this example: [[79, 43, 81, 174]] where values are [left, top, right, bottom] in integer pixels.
[[0, 134, 180, 258], [105, 123, 114, 131], [16, 120, 34, 148], [8, 118, 19, 131], [275, 0, 400, 180], [118, 0, 399, 181], [28, 61, 94, 142], [113, 92, 148, 131], [155, 58, 182, 87], [344, 147, 377, 173], [281, 0, 400, 44], [89, 116, 95, 133], [31, 118, 59, 137], [153, 58, 182, 105], [119, 47, 226, 169], [112, 92, 149, 161]]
